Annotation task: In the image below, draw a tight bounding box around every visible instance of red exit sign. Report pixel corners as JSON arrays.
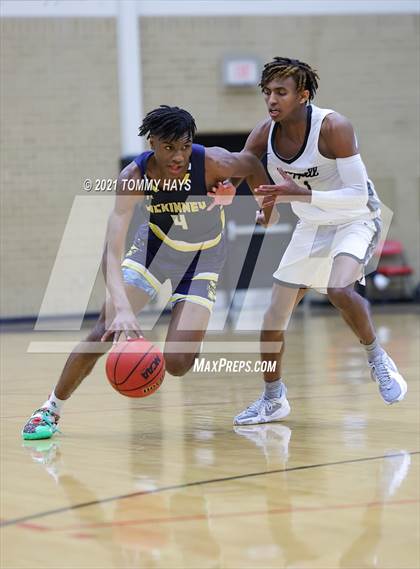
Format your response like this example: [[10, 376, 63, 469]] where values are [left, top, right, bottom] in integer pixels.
[[223, 58, 259, 87]]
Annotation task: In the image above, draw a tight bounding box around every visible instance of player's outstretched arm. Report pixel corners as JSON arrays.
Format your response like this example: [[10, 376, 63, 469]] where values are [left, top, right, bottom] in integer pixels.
[[206, 146, 269, 183], [205, 142, 270, 211], [101, 162, 144, 342]]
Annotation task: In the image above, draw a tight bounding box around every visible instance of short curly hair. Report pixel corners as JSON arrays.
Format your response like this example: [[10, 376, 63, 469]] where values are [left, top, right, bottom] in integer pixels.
[[260, 57, 319, 100]]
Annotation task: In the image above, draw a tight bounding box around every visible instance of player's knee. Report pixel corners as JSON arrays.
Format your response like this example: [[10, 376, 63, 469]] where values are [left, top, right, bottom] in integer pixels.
[[327, 286, 353, 309], [263, 306, 290, 331], [164, 353, 194, 377]]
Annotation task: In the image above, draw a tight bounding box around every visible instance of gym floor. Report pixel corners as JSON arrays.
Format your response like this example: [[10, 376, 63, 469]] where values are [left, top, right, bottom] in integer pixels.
[[1, 308, 419, 568]]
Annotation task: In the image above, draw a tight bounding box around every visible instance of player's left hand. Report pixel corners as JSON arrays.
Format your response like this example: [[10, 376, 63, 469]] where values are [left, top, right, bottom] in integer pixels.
[[207, 180, 236, 211], [254, 168, 311, 204]]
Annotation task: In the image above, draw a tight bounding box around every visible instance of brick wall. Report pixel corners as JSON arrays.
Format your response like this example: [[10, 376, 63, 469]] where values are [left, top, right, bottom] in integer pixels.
[[1, 14, 418, 317], [0, 18, 120, 318]]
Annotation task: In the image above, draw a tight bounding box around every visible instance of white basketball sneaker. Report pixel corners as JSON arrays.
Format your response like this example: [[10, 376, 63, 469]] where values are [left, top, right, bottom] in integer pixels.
[[368, 352, 407, 404], [233, 382, 291, 425]]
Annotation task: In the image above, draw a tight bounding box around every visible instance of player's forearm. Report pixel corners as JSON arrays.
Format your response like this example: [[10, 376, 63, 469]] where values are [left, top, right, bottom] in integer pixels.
[[229, 177, 244, 189], [246, 161, 270, 194], [311, 187, 368, 209], [236, 152, 271, 200], [228, 151, 267, 181], [311, 154, 369, 210], [104, 212, 133, 311], [264, 204, 280, 226]]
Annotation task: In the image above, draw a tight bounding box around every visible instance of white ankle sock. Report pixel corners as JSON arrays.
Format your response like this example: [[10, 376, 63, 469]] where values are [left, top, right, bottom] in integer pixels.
[[363, 338, 384, 362], [42, 390, 65, 415]]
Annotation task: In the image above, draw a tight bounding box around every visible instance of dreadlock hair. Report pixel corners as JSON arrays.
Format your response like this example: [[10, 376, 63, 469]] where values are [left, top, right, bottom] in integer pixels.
[[138, 105, 197, 142], [259, 57, 319, 101]]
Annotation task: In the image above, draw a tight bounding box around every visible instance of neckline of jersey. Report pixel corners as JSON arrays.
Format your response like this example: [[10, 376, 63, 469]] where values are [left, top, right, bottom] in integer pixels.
[[142, 152, 192, 189], [270, 104, 313, 165]]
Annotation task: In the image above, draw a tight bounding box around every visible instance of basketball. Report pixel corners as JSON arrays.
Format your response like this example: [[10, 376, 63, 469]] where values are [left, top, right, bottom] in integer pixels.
[[105, 338, 165, 398]]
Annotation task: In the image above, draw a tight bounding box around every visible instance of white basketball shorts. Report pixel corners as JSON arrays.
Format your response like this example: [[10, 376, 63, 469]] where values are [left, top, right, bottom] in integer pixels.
[[273, 217, 381, 293]]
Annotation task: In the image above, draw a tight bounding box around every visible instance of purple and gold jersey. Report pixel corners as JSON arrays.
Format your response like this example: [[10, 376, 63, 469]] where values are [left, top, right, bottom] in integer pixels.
[[134, 144, 224, 252]]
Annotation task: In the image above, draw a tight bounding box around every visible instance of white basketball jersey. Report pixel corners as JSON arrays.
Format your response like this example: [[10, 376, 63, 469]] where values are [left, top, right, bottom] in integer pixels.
[[267, 104, 381, 224]]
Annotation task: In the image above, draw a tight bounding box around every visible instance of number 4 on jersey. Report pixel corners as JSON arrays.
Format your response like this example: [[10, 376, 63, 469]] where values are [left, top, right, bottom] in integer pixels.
[[171, 214, 188, 230]]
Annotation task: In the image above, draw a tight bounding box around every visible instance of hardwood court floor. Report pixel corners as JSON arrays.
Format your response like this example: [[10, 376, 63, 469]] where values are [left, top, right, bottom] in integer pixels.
[[1, 310, 419, 568]]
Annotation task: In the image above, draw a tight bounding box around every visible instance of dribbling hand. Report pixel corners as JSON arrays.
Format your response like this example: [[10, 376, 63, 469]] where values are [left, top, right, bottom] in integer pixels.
[[101, 309, 144, 344]]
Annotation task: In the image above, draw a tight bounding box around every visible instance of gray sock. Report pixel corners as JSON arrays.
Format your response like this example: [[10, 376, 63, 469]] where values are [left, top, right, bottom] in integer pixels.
[[264, 379, 283, 399], [363, 338, 384, 362]]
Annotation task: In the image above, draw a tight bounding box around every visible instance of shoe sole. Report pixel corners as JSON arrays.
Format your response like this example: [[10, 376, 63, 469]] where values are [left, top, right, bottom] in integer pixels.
[[21, 429, 55, 441], [233, 400, 291, 425]]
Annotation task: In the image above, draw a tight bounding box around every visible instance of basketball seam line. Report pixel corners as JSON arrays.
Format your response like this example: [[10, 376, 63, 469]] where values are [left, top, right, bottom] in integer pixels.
[[112, 340, 133, 385], [119, 344, 154, 386], [112, 342, 154, 387], [119, 358, 165, 392]]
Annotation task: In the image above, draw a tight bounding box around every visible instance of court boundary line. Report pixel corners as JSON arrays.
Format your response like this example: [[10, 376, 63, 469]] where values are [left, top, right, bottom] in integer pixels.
[[1, 450, 418, 528]]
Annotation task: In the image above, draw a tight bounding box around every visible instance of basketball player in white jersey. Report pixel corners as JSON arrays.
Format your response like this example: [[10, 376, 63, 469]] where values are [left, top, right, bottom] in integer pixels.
[[234, 57, 407, 425]]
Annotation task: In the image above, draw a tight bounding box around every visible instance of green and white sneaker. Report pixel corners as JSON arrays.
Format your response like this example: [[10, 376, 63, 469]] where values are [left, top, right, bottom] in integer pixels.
[[21, 407, 60, 440]]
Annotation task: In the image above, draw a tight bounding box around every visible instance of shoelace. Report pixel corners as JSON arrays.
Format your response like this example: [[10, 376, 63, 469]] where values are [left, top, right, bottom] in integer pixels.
[[41, 412, 57, 428], [31, 409, 60, 431], [264, 398, 276, 412], [370, 361, 393, 389], [245, 398, 263, 413], [245, 395, 280, 414]]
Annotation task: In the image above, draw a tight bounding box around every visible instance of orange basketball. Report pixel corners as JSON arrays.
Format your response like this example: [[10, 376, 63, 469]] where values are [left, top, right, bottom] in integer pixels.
[[106, 338, 165, 398]]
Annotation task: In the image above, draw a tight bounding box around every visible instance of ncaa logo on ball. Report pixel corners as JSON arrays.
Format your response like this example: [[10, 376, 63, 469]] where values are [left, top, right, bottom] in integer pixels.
[[142, 355, 161, 380]]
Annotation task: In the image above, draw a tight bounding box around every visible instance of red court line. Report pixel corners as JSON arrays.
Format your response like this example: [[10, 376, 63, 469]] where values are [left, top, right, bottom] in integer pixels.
[[13, 498, 419, 534], [19, 522, 51, 532]]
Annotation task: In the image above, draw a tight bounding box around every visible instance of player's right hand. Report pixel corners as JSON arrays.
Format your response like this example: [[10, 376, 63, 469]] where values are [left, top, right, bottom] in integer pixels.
[[101, 309, 144, 343]]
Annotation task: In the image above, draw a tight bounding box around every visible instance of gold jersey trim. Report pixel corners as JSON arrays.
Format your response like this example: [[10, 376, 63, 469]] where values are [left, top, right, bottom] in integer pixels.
[[170, 293, 214, 312], [149, 222, 222, 252], [121, 259, 161, 291]]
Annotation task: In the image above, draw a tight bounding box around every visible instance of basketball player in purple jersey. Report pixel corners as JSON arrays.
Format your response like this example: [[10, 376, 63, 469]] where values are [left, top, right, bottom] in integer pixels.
[[22, 106, 268, 440], [234, 58, 407, 425]]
